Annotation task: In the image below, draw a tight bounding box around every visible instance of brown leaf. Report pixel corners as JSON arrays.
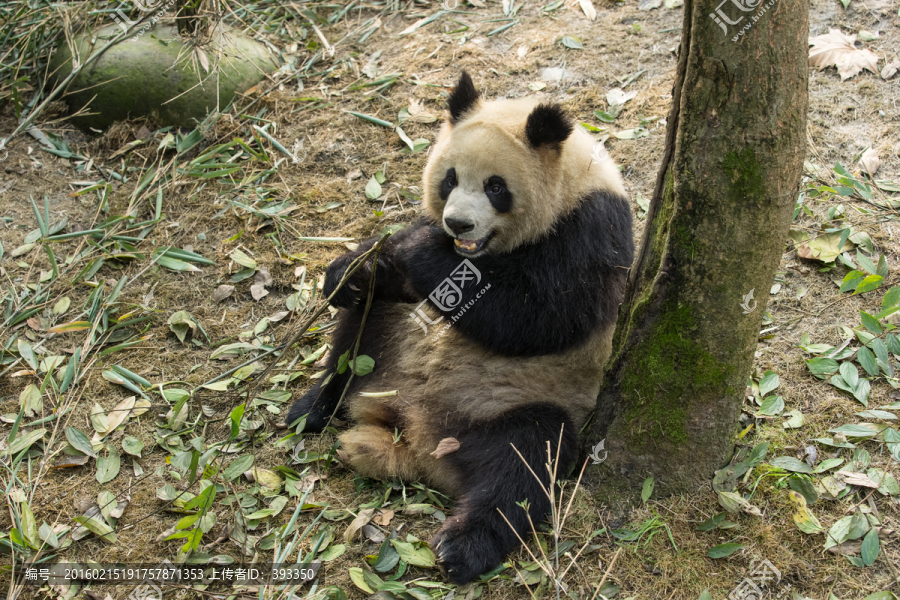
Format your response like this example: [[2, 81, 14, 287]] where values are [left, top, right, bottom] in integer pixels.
[[109, 497, 130, 519], [26, 316, 43, 331], [826, 539, 863, 555], [362, 524, 385, 543], [255, 266, 274, 286], [860, 148, 880, 177], [343, 507, 376, 543], [51, 454, 90, 469], [882, 60, 900, 80], [196, 47, 210, 73], [375, 509, 395, 526], [578, 0, 597, 20], [102, 396, 136, 438], [406, 99, 437, 124], [809, 29, 879, 81], [797, 231, 854, 263], [301, 473, 324, 493], [835, 470, 879, 488], [430, 437, 461, 458], [213, 284, 235, 302], [250, 283, 269, 301]]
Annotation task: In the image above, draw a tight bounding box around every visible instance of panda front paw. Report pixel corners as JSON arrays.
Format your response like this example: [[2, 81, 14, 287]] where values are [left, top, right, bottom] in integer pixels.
[[431, 518, 504, 585], [323, 253, 370, 308]]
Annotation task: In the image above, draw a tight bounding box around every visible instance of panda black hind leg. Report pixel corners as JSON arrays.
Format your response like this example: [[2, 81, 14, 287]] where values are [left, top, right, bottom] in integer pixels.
[[431, 403, 577, 585]]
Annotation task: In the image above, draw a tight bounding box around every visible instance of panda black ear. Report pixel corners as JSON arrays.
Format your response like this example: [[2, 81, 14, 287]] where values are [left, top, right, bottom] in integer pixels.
[[448, 72, 479, 124], [525, 103, 574, 150]]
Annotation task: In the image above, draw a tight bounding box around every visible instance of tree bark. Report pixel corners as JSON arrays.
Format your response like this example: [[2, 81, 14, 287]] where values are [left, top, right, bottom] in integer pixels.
[[585, 0, 808, 501]]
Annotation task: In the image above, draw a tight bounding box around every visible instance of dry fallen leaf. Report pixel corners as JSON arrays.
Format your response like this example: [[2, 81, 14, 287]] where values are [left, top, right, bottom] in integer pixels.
[[213, 284, 235, 302], [300, 473, 324, 493], [196, 47, 210, 73], [797, 231, 855, 263], [52, 454, 91, 469], [251, 284, 269, 301], [375, 509, 395, 526], [809, 29, 879, 81], [362, 524, 385, 543], [826, 539, 863, 556], [430, 437, 461, 458], [579, 0, 597, 20], [787, 490, 824, 534], [607, 88, 637, 106], [269, 310, 290, 323], [835, 470, 879, 488], [255, 266, 273, 286], [407, 99, 437, 124], [882, 60, 900, 80], [860, 148, 880, 177], [344, 507, 376, 543], [101, 396, 136, 439]]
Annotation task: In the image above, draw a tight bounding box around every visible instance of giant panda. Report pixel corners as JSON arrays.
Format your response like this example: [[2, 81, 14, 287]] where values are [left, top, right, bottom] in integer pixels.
[[287, 72, 634, 584]]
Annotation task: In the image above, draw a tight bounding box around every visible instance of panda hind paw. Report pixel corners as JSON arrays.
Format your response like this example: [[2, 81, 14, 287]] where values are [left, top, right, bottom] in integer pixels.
[[431, 524, 502, 585]]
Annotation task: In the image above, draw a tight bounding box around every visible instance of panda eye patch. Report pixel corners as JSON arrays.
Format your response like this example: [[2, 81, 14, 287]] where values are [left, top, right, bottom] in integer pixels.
[[484, 176, 512, 213], [439, 168, 457, 201]]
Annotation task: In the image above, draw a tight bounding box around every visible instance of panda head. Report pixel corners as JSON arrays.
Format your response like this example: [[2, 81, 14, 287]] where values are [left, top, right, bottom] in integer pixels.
[[422, 72, 625, 257]]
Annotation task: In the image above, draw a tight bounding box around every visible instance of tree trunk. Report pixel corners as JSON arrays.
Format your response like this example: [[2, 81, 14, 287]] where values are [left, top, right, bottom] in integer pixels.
[[585, 0, 808, 501]]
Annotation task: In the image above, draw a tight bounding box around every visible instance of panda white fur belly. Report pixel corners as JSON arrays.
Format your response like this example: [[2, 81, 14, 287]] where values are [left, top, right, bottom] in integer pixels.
[[287, 72, 634, 584]]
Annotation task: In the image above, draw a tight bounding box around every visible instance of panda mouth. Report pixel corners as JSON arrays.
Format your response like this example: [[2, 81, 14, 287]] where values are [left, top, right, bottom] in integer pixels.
[[453, 232, 493, 256]]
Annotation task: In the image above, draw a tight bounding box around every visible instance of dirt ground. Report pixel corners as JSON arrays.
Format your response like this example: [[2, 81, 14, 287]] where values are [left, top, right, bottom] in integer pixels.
[[1, 0, 900, 598]]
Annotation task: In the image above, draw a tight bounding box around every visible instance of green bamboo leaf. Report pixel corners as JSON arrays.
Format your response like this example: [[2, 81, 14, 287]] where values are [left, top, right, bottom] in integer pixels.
[[66, 426, 97, 457], [223, 455, 254, 481], [861, 528, 879, 566], [770, 456, 813, 473], [641, 477, 655, 503], [860, 311, 882, 334], [857, 347, 879, 377], [882, 287, 900, 309], [759, 370, 780, 396], [561, 35, 584, 49], [806, 357, 838, 379], [96, 445, 121, 484], [9, 429, 46, 455], [365, 176, 383, 199], [855, 274, 883, 295], [707, 543, 743, 558], [346, 111, 394, 128]]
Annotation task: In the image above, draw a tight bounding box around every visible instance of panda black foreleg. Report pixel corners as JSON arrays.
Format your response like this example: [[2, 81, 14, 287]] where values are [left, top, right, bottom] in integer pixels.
[[324, 223, 427, 308], [431, 404, 577, 585], [284, 307, 365, 431]]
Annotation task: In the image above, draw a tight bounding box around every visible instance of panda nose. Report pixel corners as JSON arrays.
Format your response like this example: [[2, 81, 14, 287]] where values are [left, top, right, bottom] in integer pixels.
[[445, 216, 475, 237]]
